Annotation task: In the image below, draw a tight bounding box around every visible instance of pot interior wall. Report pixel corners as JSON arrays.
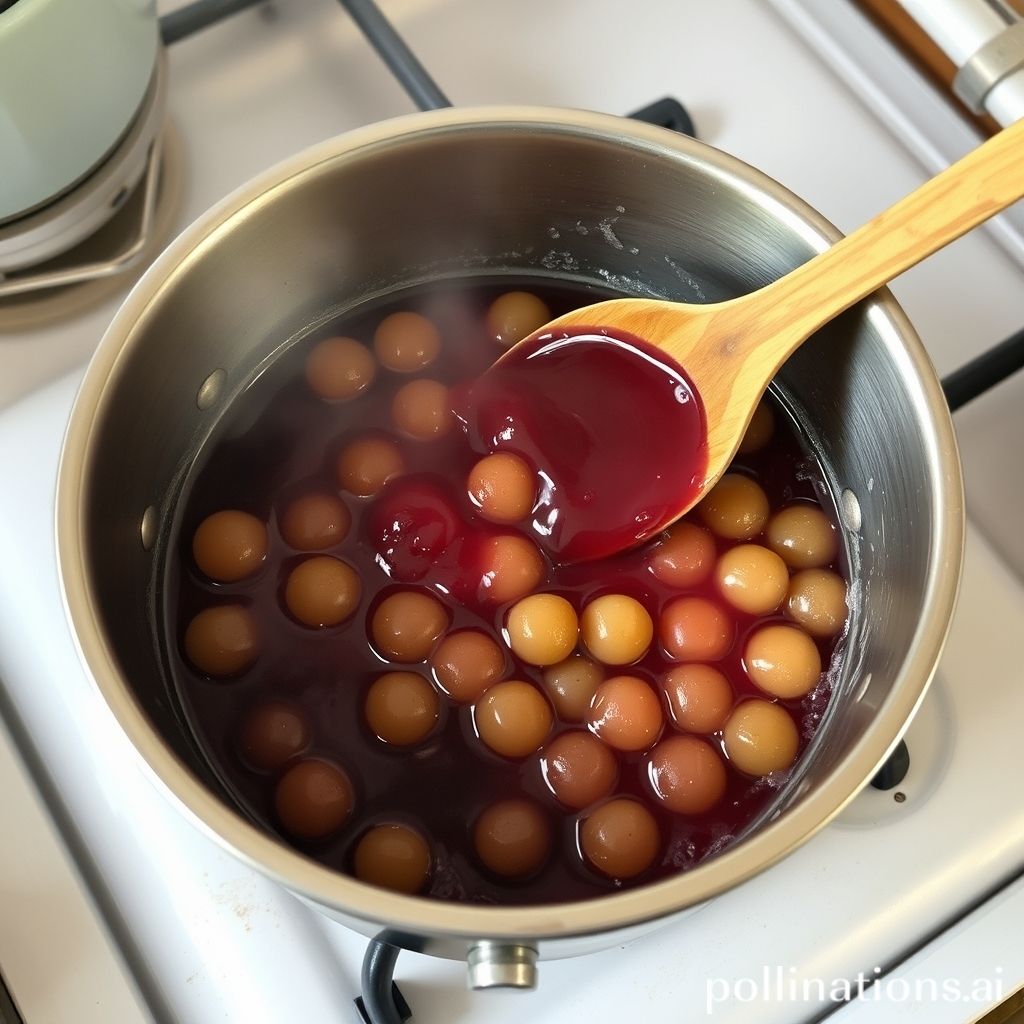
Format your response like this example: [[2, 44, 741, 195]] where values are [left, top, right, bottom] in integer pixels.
[[81, 122, 936, 858]]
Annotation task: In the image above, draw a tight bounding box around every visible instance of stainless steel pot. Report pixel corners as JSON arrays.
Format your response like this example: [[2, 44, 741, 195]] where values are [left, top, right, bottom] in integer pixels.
[[56, 107, 964, 981]]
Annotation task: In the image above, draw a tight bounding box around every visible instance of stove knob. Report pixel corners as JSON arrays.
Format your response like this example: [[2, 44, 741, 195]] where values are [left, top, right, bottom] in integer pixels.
[[467, 942, 538, 990]]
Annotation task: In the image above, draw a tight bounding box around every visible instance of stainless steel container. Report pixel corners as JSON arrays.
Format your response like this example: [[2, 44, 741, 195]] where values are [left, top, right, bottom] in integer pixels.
[[56, 108, 963, 976]]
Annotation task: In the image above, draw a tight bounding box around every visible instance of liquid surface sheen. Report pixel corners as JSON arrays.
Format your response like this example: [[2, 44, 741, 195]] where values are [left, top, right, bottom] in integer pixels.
[[162, 278, 848, 907]]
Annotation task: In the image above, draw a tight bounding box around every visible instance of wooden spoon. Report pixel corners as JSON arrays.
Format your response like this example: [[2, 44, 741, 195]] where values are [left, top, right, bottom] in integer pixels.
[[464, 117, 1024, 562], [553, 116, 1023, 496]]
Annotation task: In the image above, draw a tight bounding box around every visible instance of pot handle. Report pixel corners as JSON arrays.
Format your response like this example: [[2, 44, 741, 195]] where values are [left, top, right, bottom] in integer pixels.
[[355, 941, 409, 1024]]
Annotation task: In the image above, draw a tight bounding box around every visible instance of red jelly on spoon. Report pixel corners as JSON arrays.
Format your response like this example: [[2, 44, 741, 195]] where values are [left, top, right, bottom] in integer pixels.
[[460, 327, 708, 564]]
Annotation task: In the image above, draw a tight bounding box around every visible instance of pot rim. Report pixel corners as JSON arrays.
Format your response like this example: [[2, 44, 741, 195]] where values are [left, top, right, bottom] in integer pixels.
[[56, 105, 965, 943]]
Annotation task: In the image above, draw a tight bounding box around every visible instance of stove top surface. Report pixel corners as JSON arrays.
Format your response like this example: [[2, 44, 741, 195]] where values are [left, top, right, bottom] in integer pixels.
[[2, 1, 1023, 1021], [1, 370, 1022, 1023]]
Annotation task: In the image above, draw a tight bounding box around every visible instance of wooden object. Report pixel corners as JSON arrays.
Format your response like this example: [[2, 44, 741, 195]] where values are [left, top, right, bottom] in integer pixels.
[[537, 117, 1024, 514], [854, 0, 1024, 135]]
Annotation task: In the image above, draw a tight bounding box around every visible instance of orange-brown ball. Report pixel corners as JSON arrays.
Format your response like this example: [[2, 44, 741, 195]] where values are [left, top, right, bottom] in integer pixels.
[[541, 731, 618, 809], [477, 534, 546, 605], [391, 379, 453, 441], [648, 521, 716, 588], [430, 629, 505, 703], [279, 494, 350, 551], [475, 680, 553, 759], [648, 735, 728, 814], [581, 594, 654, 666], [586, 675, 664, 752], [505, 593, 578, 666], [373, 312, 441, 372], [580, 798, 660, 879], [659, 596, 733, 662], [723, 699, 800, 776], [467, 453, 536, 524], [354, 824, 431, 894], [305, 337, 376, 401], [698, 474, 770, 540], [365, 671, 440, 746], [284, 556, 361, 628], [745, 623, 821, 699], [370, 590, 449, 663], [274, 759, 354, 839], [474, 798, 551, 877], [541, 654, 604, 723], [661, 664, 734, 735], [337, 436, 405, 498], [237, 701, 311, 771], [192, 510, 267, 582], [486, 291, 551, 347], [785, 568, 848, 638], [184, 605, 259, 677], [714, 543, 789, 615], [766, 503, 839, 569]]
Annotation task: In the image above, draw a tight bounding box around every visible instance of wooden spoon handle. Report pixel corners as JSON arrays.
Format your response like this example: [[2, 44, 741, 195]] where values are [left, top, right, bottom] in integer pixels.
[[743, 115, 1024, 360]]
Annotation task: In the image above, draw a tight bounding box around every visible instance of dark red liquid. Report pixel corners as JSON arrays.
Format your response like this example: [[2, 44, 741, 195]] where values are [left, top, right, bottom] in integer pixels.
[[162, 278, 846, 907], [460, 329, 708, 564]]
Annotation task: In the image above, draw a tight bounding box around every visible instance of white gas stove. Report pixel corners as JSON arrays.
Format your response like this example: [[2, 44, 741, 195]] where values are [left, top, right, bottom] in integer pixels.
[[1, 1, 1023, 1022]]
